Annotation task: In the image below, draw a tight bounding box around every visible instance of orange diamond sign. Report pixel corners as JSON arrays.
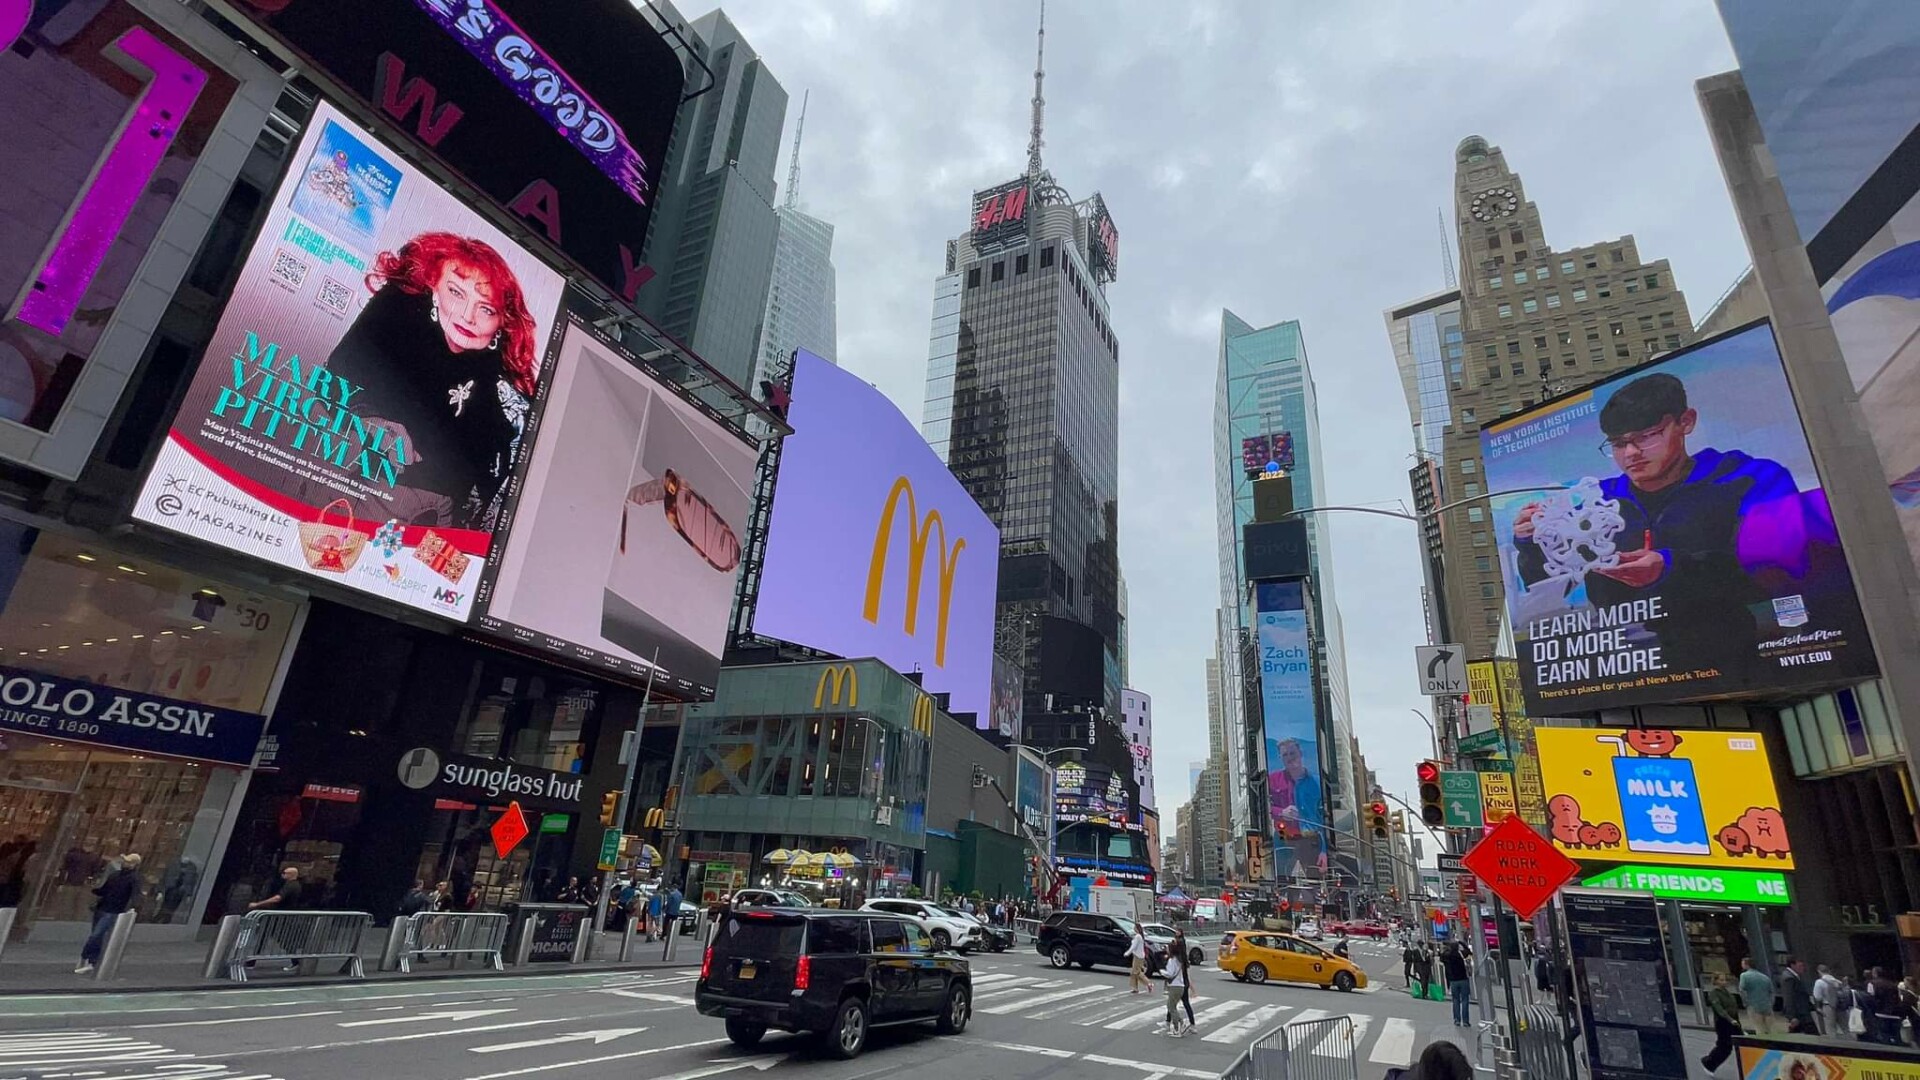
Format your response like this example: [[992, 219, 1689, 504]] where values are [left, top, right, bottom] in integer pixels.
[[1459, 815, 1578, 919], [491, 800, 530, 858]]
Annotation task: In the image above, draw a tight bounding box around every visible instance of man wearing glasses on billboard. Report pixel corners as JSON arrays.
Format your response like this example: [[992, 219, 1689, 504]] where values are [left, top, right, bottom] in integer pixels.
[[1510, 372, 1801, 678]]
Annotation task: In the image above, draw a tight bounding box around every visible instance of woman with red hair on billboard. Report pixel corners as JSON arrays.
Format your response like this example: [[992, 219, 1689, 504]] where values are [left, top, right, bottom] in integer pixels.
[[323, 231, 544, 534]]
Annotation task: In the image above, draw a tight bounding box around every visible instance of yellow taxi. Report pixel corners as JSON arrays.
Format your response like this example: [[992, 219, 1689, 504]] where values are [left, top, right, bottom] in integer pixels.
[[1217, 931, 1368, 992]]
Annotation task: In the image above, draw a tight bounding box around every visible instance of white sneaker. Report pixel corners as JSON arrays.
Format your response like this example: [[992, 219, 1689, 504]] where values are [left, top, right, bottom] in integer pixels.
[[73, 963, 94, 974]]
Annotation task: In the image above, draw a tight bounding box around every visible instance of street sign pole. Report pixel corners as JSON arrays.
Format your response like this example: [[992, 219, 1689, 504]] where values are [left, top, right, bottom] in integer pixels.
[[1492, 892, 1523, 1053]]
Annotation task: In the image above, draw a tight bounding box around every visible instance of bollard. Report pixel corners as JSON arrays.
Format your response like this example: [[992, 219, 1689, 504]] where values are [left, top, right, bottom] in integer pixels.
[[512, 916, 535, 967], [660, 913, 677, 962], [94, 910, 138, 982], [0, 907, 15, 964], [202, 915, 244, 979], [570, 917, 591, 965], [620, 915, 639, 961], [380, 919, 409, 972]]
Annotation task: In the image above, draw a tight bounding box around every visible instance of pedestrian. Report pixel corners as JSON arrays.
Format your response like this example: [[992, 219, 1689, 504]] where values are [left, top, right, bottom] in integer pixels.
[[1160, 945, 1192, 1036], [556, 876, 582, 904], [1869, 967, 1904, 1045], [1534, 950, 1553, 994], [1410, 1039, 1474, 1080], [1126, 921, 1150, 994], [1174, 930, 1198, 1029], [1780, 959, 1815, 1034], [1701, 972, 1743, 1074], [1814, 964, 1842, 1036], [431, 880, 453, 911], [1404, 940, 1423, 993], [398, 879, 433, 918], [1443, 942, 1473, 1027], [1898, 976, 1920, 1048], [74, 853, 141, 975], [1739, 957, 1780, 1034], [248, 865, 302, 912]]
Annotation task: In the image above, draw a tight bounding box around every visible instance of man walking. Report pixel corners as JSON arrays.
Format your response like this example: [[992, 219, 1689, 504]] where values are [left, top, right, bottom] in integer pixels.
[[1443, 942, 1473, 1027], [1739, 957, 1780, 1034], [1813, 964, 1843, 1035], [1125, 922, 1151, 994], [1780, 959, 1816, 1034], [1404, 939, 1424, 993], [74, 853, 140, 975]]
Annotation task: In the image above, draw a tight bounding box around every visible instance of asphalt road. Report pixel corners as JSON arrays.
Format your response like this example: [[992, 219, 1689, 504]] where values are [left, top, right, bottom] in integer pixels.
[[0, 938, 1481, 1080]]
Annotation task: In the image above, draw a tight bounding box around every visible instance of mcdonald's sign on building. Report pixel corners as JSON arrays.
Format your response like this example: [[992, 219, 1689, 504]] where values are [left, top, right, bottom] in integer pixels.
[[756, 351, 1000, 720]]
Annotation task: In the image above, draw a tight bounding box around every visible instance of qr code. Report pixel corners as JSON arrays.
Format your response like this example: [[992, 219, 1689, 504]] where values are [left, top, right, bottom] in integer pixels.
[[270, 249, 309, 289], [318, 277, 353, 315]]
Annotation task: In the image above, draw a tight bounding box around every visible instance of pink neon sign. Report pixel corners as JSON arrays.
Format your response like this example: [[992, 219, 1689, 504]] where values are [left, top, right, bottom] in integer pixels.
[[12, 26, 209, 336]]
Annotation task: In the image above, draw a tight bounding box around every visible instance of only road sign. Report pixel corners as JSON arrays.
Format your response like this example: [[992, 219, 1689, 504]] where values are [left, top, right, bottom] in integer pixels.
[[1416, 644, 1467, 695], [1441, 770, 1482, 828], [1459, 815, 1579, 919], [1437, 852, 1468, 877]]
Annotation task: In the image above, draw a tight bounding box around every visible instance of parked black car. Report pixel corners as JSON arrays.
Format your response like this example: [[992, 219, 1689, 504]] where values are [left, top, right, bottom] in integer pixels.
[[1034, 911, 1163, 974], [947, 908, 1015, 952], [696, 908, 972, 1059]]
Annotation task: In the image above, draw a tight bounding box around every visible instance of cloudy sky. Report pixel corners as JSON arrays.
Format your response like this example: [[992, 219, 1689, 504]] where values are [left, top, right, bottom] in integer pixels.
[[718, 0, 1751, 814]]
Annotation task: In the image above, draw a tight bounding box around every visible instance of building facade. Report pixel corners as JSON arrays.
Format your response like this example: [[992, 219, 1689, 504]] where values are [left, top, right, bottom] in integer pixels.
[[1426, 136, 1693, 659], [752, 93, 837, 389], [1121, 688, 1155, 815], [1212, 312, 1360, 886], [638, 8, 788, 389]]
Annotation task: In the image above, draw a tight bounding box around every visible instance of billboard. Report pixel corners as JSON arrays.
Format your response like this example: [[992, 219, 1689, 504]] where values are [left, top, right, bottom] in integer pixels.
[[1480, 324, 1877, 712], [134, 101, 566, 620], [1122, 688, 1154, 814], [1087, 193, 1120, 280], [988, 653, 1024, 740], [1256, 580, 1323, 878], [754, 350, 999, 718], [1537, 726, 1793, 871], [227, 0, 683, 303], [1, 1, 239, 432], [1014, 746, 1050, 836], [1241, 432, 1296, 473], [475, 301, 758, 696], [970, 177, 1031, 249]]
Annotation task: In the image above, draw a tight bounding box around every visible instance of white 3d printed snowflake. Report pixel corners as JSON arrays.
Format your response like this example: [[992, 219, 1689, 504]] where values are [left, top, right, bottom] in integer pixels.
[[1529, 476, 1625, 583]]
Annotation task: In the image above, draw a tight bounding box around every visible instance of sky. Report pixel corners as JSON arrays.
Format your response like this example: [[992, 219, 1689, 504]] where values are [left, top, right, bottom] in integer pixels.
[[716, 0, 1752, 816]]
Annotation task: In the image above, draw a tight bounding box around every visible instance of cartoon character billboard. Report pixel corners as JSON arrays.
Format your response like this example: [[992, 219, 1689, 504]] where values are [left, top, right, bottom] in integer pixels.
[[1536, 727, 1793, 870]]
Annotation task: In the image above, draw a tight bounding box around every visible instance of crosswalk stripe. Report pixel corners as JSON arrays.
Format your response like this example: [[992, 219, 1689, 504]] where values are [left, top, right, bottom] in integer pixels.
[[1370, 1017, 1418, 1066], [1201, 1003, 1290, 1044], [1318, 1014, 1368, 1059], [1104, 996, 1207, 1031], [969, 972, 1023, 985], [980, 983, 1112, 1015], [972, 978, 1059, 1001], [1030, 989, 1136, 1020], [1187, 999, 1253, 1031]]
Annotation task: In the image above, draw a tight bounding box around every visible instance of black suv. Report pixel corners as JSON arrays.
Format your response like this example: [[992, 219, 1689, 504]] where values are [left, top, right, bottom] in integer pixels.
[[1034, 911, 1163, 974], [696, 908, 972, 1059]]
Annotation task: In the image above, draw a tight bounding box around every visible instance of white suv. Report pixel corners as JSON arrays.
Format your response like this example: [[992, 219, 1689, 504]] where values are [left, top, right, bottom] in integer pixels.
[[861, 898, 983, 953]]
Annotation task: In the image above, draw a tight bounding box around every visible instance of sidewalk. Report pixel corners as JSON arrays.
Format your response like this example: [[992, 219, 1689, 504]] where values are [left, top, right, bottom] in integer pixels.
[[0, 929, 697, 996]]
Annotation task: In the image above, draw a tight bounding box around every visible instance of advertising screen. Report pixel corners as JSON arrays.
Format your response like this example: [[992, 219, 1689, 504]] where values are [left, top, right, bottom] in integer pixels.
[[1537, 726, 1793, 871], [989, 653, 1024, 739], [134, 101, 566, 620], [755, 350, 999, 718], [1, 1, 238, 431], [1014, 746, 1050, 836], [1480, 324, 1877, 713], [477, 302, 758, 696], [1256, 580, 1323, 878], [228, 0, 683, 304]]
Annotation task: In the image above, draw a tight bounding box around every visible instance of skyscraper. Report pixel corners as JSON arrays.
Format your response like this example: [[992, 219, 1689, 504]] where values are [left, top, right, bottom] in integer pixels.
[[1409, 136, 1694, 658], [638, 8, 788, 389], [753, 92, 838, 388], [921, 11, 1135, 882], [1212, 312, 1360, 886]]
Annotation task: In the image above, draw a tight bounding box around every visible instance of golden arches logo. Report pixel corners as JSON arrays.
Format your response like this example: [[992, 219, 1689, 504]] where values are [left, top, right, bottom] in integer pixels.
[[813, 664, 859, 709], [863, 476, 966, 667], [912, 693, 935, 736]]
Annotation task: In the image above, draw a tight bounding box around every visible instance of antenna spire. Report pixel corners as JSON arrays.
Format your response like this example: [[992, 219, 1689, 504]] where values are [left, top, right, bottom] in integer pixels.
[[784, 90, 808, 210], [1438, 207, 1458, 289], [1026, 0, 1046, 180]]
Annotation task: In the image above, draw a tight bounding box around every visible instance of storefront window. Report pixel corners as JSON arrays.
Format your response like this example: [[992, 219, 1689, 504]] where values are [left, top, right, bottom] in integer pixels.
[[0, 526, 297, 712], [451, 662, 600, 773]]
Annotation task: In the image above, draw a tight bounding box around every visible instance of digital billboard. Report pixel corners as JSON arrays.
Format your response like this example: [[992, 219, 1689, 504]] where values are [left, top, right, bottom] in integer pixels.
[[754, 350, 999, 718], [1480, 323, 1877, 713], [1, 1, 239, 432], [227, 0, 683, 304], [475, 300, 758, 696], [1537, 726, 1794, 871], [970, 177, 1031, 250], [1256, 580, 1323, 878], [1014, 745, 1050, 837], [135, 101, 566, 620], [1122, 688, 1154, 814], [989, 653, 1024, 740]]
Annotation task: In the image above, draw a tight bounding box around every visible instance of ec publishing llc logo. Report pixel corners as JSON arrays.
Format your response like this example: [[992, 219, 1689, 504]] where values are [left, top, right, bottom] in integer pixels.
[[154, 474, 187, 516]]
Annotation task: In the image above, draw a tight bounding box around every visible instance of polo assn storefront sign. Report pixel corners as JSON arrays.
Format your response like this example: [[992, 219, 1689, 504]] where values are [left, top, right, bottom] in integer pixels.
[[0, 663, 267, 765]]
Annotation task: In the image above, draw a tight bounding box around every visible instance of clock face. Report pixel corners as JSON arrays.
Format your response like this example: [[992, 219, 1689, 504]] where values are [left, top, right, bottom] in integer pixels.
[[1470, 186, 1520, 222]]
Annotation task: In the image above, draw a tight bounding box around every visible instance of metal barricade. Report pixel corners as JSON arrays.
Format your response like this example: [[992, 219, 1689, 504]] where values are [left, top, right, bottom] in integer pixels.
[[1014, 917, 1043, 944], [223, 910, 371, 982], [395, 912, 508, 973], [1217, 1014, 1358, 1080], [1516, 1003, 1574, 1080]]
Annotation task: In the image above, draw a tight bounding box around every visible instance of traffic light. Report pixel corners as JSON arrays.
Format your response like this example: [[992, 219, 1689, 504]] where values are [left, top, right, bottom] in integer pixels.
[[599, 790, 620, 827], [1417, 760, 1445, 827], [1390, 809, 1406, 834], [1367, 801, 1389, 839]]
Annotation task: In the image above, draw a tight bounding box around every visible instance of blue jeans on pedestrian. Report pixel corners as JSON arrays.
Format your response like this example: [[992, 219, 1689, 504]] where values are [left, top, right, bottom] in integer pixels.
[[1451, 979, 1473, 1026], [80, 910, 116, 966]]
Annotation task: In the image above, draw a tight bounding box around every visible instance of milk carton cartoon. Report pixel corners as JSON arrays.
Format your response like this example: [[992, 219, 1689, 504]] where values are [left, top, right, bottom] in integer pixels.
[[1605, 736, 1711, 856]]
